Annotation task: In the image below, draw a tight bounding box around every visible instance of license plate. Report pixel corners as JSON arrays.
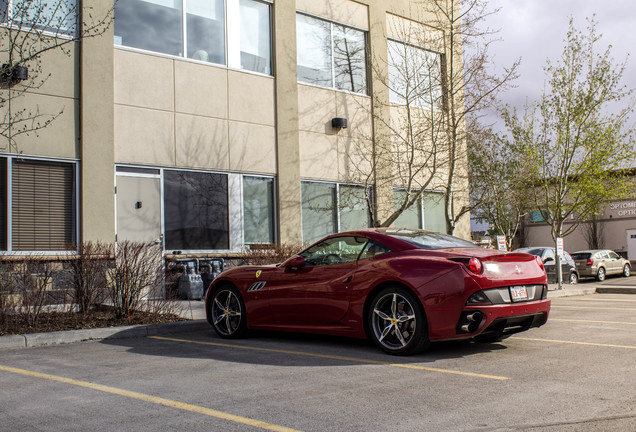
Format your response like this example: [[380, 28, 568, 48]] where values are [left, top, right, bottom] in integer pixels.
[[510, 286, 528, 302]]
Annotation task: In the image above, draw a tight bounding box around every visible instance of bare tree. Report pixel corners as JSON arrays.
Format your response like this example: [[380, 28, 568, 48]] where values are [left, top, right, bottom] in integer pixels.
[[1, 0, 113, 152], [345, 0, 518, 233]]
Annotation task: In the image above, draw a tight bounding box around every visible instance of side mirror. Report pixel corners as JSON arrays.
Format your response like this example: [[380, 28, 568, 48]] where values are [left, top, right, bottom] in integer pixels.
[[543, 257, 555, 264], [283, 255, 306, 271]]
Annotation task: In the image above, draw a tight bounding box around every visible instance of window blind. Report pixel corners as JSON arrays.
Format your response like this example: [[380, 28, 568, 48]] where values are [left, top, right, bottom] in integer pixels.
[[12, 160, 75, 251]]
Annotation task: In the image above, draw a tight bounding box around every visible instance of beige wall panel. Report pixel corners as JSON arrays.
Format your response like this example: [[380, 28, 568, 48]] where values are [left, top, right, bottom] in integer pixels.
[[297, 85, 336, 134], [114, 49, 174, 111], [229, 121, 276, 174], [386, 13, 444, 52], [337, 134, 373, 183], [175, 61, 228, 118], [299, 131, 339, 180], [9, 94, 78, 158], [296, 0, 369, 30], [228, 71, 275, 126], [115, 105, 175, 165], [335, 92, 372, 139], [175, 113, 229, 170]]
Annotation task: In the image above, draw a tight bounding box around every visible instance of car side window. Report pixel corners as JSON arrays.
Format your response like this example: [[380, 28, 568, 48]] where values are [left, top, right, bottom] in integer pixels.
[[358, 240, 392, 261], [300, 236, 368, 267], [543, 249, 555, 262], [608, 251, 620, 260]]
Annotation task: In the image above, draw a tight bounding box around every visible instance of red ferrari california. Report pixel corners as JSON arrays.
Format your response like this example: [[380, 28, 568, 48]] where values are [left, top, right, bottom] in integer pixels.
[[205, 228, 551, 355]]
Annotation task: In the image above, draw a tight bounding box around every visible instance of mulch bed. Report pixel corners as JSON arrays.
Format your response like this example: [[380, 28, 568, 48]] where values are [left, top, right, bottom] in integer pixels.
[[0, 306, 187, 337]]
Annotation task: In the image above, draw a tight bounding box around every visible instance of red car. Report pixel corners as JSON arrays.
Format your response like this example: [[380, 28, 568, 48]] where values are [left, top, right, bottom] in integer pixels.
[[206, 228, 551, 355]]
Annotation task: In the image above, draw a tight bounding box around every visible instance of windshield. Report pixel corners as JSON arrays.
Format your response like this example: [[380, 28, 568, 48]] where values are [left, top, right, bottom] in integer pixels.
[[571, 253, 591, 260], [383, 229, 478, 250]]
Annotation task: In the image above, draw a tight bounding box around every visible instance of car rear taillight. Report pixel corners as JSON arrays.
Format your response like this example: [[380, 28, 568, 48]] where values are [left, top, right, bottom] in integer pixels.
[[535, 256, 544, 271], [587, 259, 594, 266], [467, 257, 483, 274]]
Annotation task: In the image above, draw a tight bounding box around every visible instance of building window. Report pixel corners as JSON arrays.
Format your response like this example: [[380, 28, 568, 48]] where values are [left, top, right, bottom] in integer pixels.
[[164, 170, 229, 250], [301, 181, 371, 244], [393, 190, 422, 229], [1, 0, 78, 36], [243, 176, 275, 245], [296, 14, 367, 94], [393, 190, 446, 233], [387, 40, 443, 108], [114, 0, 272, 75], [0, 157, 77, 251]]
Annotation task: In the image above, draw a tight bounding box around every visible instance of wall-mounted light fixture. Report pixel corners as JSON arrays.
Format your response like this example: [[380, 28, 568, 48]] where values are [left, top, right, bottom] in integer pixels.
[[332, 117, 348, 129], [1, 64, 28, 85]]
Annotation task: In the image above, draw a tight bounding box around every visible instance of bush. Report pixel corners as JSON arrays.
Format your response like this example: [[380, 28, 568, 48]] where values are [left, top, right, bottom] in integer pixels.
[[68, 241, 111, 314], [236, 243, 305, 266], [106, 241, 164, 321]]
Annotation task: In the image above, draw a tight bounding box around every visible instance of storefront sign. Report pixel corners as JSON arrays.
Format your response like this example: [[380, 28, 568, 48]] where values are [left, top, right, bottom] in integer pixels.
[[608, 201, 636, 217]]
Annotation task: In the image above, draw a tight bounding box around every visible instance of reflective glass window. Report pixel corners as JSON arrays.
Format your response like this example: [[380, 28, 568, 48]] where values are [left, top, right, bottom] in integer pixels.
[[296, 14, 332, 88], [388, 40, 442, 108], [164, 170, 229, 250], [300, 236, 367, 266], [393, 189, 422, 229], [301, 182, 337, 244], [339, 185, 370, 231], [243, 176, 275, 244], [238, 0, 271, 74], [4, 0, 78, 35], [423, 193, 445, 233], [333, 24, 367, 93], [186, 0, 224, 64], [115, 0, 183, 56]]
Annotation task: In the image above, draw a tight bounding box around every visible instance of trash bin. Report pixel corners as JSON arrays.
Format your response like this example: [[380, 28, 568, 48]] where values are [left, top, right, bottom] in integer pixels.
[[199, 258, 224, 298], [177, 260, 204, 300]]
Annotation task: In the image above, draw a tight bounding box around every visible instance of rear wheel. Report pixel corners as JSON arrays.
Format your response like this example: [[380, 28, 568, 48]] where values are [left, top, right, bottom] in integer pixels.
[[623, 264, 631, 277], [367, 286, 430, 355], [210, 285, 247, 338], [596, 267, 606, 282]]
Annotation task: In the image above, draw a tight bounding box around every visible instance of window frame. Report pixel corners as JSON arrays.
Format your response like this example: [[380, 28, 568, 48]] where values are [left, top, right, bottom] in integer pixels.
[[0, 154, 80, 255], [392, 188, 446, 233], [114, 0, 274, 76], [241, 174, 277, 246], [295, 12, 369, 95]]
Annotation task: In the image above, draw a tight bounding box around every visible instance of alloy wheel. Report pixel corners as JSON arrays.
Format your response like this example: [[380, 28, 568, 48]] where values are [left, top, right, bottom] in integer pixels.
[[370, 292, 417, 351], [211, 289, 243, 336]]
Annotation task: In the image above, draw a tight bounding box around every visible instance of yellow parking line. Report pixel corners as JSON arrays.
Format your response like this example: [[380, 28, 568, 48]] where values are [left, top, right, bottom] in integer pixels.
[[0, 365, 302, 432], [149, 336, 509, 381], [552, 318, 636, 326], [511, 337, 636, 350], [551, 305, 636, 311]]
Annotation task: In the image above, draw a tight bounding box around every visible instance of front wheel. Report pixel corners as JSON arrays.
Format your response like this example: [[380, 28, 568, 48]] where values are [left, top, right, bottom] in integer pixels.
[[596, 267, 606, 282], [623, 264, 631, 277], [210, 285, 247, 338], [367, 286, 430, 355], [569, 272, 578, 284]]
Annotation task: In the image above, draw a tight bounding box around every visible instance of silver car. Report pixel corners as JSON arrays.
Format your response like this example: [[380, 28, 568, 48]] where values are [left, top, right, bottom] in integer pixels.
[[570, 249, 631, 281]]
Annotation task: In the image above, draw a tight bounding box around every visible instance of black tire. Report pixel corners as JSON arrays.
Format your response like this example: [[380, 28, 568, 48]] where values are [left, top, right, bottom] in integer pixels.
[[623, 264, 631, 277], [367, 286, 430, 355], [596, 267, 606, 282], [569, 272, 578, 284], [209, 285, 247, 338]]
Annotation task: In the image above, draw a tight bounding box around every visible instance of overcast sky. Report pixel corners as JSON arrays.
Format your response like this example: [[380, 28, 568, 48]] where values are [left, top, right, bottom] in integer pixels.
[[482, 0, 635, 124]]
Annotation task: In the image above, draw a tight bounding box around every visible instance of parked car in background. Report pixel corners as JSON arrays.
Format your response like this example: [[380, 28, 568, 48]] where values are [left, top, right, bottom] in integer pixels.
[[513, 247, 579, 284], [570, 250, 631, 281]]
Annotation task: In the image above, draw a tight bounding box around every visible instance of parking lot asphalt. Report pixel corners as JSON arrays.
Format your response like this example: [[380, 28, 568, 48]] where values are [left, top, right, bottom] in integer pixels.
[[1, 292, 635, 431], [1, 277, 634, 350]]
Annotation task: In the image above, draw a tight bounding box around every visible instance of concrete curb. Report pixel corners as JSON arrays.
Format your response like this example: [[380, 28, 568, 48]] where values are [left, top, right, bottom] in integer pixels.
[[0, 320, 210, 350], [596, 286, 636, 294], [547, 286, 598, 298]]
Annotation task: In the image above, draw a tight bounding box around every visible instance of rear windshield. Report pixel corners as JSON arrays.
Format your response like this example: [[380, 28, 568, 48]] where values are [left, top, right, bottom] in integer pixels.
[[384, 229, 478, 250], [571, 253, 591, 260]]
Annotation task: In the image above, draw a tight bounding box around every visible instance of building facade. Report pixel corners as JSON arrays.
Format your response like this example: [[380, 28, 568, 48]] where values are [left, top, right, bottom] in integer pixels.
[[1, 0, 470, 257]]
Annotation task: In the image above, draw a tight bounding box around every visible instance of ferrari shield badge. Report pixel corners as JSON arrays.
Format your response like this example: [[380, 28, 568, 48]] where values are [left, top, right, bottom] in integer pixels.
[[256, 270, 262, 278]]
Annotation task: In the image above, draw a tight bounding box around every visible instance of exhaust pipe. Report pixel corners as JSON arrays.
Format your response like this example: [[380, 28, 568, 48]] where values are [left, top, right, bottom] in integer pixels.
[[466, 312, 482, 322], [461, 324, 471, 332]]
